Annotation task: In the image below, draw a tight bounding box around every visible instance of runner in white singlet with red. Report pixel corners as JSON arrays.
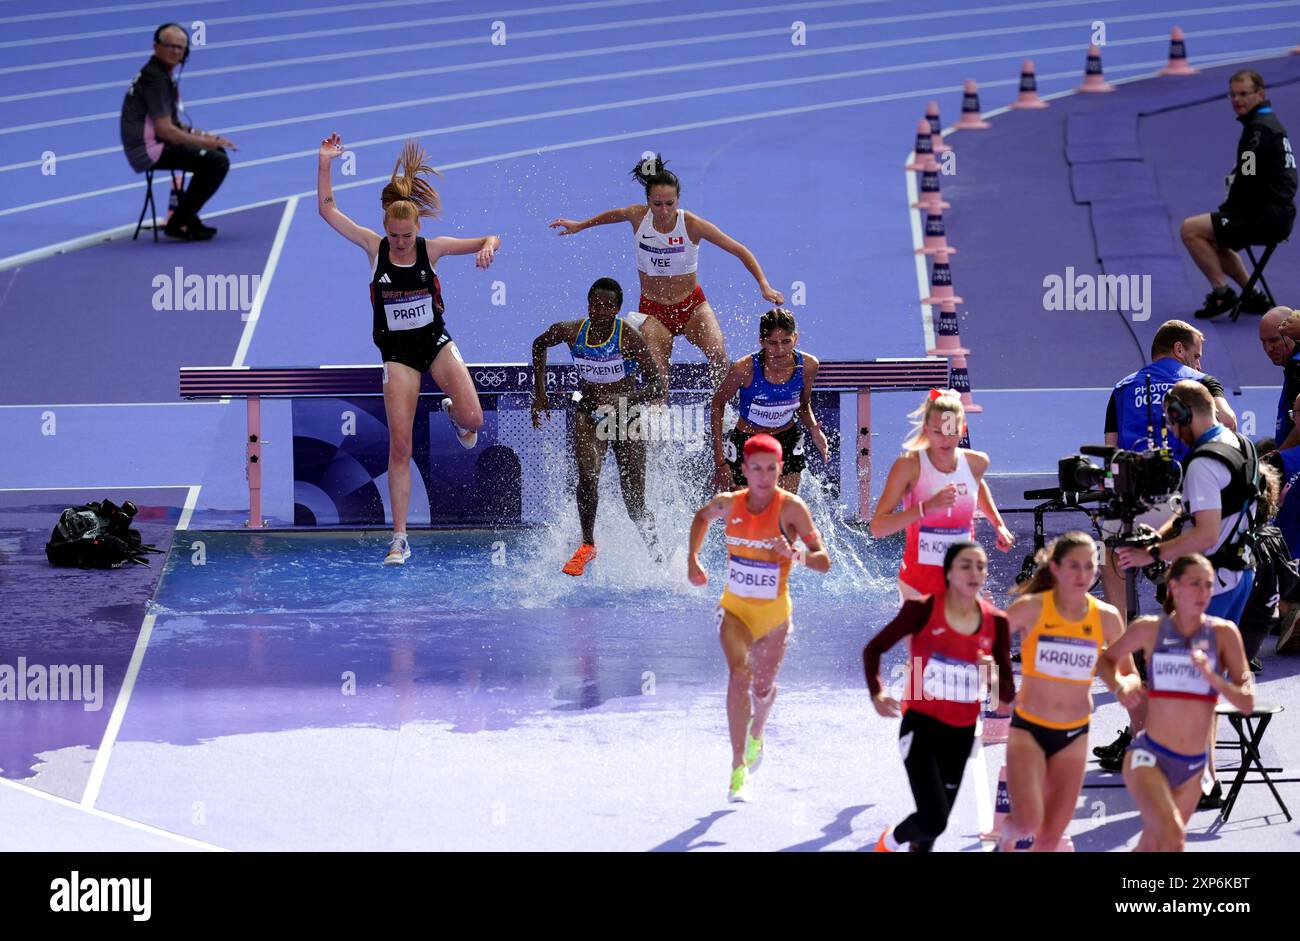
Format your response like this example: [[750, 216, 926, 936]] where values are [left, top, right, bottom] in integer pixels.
[[870, 389, 1015, 602]]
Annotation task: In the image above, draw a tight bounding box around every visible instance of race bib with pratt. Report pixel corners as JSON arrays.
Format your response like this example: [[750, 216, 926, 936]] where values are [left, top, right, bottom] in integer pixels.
[[727, 555, 780, 600], [383, 292, 435, 331]]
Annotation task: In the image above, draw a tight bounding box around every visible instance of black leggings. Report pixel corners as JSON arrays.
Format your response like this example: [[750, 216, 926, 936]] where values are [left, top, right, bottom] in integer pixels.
[[895, 710, 976, 850]]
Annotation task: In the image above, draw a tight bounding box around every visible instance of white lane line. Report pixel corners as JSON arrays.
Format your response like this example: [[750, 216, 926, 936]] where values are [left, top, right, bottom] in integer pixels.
[[177, 484, 201, 531], [0, 0, 243, 26], [0, 401, 221, 408], [0, 45, 1264, 214], [0, 0, 458, 29], [0, 44, 1290, 269], [231, 196, 297, 369], [0, 777, 228, 851], [972, 735, 996, 850], [0, 483, 201, 491], [80, 612, 157, 809], [0, 0, 873, 71], [0, 0, 1133, 126], [904, 161, 936, 353], [4, 10, 1287, 142]]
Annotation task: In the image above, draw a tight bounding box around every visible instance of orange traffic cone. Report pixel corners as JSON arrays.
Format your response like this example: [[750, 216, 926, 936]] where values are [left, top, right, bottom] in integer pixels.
[[926, 100, 951, 153], [1159, 27, 1198, 76], [916, 212, 956, 256], [922, 251, 963, 306], [905, 117, 939, 172], [955, 79, 991, 129], [927, 299, 969, 357], [1078, 44, 1115, 92], [910, 170, 951, 213], [1011, 59, 1049, 109], [948, 353, 983, 413]]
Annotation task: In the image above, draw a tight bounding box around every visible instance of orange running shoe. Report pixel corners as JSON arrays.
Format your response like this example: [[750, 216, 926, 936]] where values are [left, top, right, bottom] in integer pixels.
[[874, 828, 896, 852], [562, 543, 597, 576]]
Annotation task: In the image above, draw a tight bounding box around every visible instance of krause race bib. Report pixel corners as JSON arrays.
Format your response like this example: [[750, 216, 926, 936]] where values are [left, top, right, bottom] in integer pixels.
[[573, 353, 626, 384], [727, 555, 780, 600], [384, 292, 435, 331], [918, 525, 967, 566], [747, 397, 799, 428], [1150, 649, 1215, 697], [1033, 635, 1098, 682]]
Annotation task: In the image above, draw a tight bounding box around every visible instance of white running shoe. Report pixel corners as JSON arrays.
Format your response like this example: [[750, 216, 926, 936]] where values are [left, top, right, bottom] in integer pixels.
[[442, 397, 478, 449], [384, 533, 411, 566]]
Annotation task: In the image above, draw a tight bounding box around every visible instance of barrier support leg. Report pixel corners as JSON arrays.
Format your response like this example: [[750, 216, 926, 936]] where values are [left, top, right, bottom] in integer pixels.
[[856, 390, 872, 522], [246, 395, 263, 529]]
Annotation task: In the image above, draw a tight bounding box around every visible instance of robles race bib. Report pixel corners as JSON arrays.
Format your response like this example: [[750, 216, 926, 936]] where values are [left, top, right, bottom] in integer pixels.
[[727, 555, 781, 600]]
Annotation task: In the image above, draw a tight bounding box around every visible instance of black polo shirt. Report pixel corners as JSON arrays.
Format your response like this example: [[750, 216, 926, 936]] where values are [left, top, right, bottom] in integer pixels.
[[120, 55, 186, 172], [1222, 99, 1297, 228]]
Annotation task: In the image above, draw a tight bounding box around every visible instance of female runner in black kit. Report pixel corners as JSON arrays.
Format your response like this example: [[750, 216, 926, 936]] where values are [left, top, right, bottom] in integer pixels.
[[318, 134, 500, 564]]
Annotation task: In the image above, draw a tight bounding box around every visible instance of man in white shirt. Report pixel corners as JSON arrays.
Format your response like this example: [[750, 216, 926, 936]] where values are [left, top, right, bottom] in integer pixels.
[[1115, 380, 1258, 625]]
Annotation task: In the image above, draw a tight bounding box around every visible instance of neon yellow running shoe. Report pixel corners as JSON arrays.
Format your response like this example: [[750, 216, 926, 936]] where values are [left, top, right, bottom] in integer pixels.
[[727, 765, 751, 803], [744, 730, 764, 772]]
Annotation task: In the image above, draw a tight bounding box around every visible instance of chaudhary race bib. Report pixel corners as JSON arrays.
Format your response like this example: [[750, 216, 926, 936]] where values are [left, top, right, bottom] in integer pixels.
[[746, 397, 799, 428]]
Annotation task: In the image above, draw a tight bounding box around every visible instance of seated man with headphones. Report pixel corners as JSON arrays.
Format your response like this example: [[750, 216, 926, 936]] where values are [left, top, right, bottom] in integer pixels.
[[119, 23, 237, 240], [1116, 380, 1260, 627]]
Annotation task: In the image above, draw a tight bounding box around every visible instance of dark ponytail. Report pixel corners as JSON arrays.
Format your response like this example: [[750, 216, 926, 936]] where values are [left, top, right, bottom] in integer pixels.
[[630, 153, 681, 198]]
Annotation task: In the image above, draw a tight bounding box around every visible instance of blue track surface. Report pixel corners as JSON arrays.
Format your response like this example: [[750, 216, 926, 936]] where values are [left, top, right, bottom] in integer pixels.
[[3, 1, 1300, 851]]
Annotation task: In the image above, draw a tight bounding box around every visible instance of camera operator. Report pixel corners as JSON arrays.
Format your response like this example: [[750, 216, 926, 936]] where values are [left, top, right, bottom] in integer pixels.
[[1102, 321, 1236, 619], [1115, 382, 1258, 624]]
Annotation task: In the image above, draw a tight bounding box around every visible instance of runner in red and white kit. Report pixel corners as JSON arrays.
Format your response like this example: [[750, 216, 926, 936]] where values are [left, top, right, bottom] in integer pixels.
[[549, 153, 784, 389], [865, 541, 1016, 851], [870, 389, 1015, 602]]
